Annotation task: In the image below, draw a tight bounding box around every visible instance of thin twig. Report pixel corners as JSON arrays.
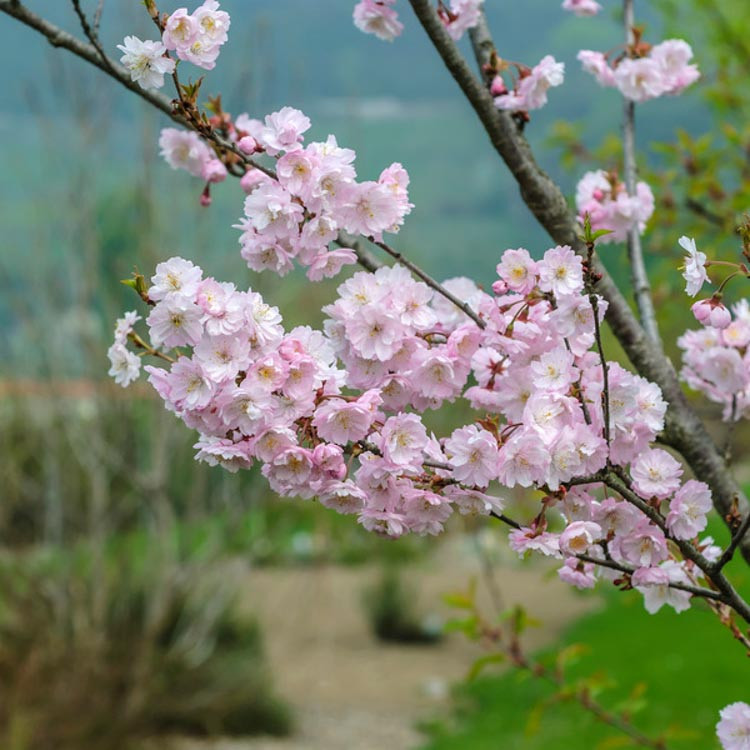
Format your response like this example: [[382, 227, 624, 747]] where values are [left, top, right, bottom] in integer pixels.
[[371, 239, 486, 328], [622, 0, 660, 346], [93, 0, 105, 37], [486, 626, 669, 748], [590, 285, 610, 445], [713, 511, 750, 573], [70, 0, 113, 73], [488, 507, 720, 601]]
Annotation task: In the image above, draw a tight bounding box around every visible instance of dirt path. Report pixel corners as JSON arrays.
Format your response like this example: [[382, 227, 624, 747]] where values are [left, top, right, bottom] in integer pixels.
[[178, 536, 599, 750]]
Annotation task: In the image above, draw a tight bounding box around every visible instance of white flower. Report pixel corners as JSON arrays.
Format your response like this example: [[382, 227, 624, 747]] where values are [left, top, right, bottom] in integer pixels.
[[117, 36, 175, 90], [717, 702, 750, 750], [107, 343, 141, 387], [679, 235, 709, 297]]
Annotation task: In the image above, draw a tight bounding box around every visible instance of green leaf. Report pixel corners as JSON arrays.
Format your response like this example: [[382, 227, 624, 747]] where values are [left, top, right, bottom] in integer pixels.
[[442, 591, 475, 610], [443, 615, 479, 639], [466, 652, 506, 681]]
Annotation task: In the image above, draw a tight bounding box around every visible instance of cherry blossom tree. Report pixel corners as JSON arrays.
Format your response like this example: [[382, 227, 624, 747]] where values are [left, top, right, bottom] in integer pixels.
[[3, 0, 750, 746]]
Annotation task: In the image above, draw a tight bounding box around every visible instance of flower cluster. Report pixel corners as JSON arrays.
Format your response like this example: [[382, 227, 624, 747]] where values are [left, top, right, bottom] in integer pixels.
[[492, 56, 565, 112], [234, 108, 412, 280], [578, 39, 699, 102], [162, 0, 230, 70], [112, 238, 719, 618], [118, 1, 229, 90], [679, 299, 750, 421], [107, 311, 142, 387], [575, 169, 654, 243], [352, 0, 484, 42], [158, 104, 412, 252]]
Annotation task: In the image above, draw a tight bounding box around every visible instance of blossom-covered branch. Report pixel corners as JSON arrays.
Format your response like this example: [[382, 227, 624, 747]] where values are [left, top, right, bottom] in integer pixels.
[[406, 0, 750, 564]]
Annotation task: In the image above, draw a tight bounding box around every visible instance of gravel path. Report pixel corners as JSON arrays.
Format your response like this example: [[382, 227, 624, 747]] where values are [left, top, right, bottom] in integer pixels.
[[176, 536, 598, 750]]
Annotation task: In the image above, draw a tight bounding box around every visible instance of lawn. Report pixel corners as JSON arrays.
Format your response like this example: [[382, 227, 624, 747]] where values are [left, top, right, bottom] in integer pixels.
[[420, 557, 750, 750]]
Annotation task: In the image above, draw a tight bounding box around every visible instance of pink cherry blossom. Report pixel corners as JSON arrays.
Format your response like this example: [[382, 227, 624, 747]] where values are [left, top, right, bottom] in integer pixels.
[[717, 702, 750, 750], [562, 0, 601, 16], [630, 448, 683, 499], [559, 521, 603, 556], [444, 425, 498, 488], [495, 56, 565, 112], [666, 480, 712, 540], [353, 0, 403, 42]]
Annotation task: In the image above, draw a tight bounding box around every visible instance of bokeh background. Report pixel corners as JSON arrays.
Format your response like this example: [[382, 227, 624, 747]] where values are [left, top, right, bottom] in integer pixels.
[[1, 1, 749, 748]]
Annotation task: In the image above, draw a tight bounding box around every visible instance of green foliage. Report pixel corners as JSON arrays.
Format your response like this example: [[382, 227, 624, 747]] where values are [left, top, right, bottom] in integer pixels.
[[420, 591, 746, 749], [0, 543, 291, 750]]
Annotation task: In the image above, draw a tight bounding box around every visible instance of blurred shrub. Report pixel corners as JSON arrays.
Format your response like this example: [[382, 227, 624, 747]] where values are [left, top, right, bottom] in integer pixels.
[[0, 392, 433, 564], [0, 544, 291, 750], [363, 565, 443, 645]]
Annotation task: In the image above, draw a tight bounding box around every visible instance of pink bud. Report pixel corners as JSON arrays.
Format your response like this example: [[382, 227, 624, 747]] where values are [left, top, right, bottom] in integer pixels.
[[200, 185, 212, 207], [492, 279, 508, 296], [238, 135, 258, 154], [691, 298, 731, 329], [592, 188, 604, 201], [490, 75, 507, 96]]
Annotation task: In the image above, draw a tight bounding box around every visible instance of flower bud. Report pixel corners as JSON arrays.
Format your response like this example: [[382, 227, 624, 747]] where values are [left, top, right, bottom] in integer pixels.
[[238, 135, 258, 154], [691, 298, 731, 329], [490, 75, 507, 96]]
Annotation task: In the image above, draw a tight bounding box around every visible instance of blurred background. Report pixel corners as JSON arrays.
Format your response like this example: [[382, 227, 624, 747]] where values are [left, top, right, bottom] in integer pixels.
[[1, 1, 749, 748]]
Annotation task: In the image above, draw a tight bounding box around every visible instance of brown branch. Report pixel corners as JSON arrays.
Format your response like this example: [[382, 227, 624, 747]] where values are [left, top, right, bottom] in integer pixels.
[[406, 0, 750, 564], [604, 471, 750, 625], [70, 0, 114, 74], [488, 504, 723, 604]]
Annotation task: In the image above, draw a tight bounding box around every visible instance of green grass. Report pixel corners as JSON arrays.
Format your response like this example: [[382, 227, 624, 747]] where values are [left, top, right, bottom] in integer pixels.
[[420, 585, 749, 750]]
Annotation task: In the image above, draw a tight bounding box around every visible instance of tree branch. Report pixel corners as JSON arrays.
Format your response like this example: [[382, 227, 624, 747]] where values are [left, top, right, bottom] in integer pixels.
[[406, 0, 750, 564]]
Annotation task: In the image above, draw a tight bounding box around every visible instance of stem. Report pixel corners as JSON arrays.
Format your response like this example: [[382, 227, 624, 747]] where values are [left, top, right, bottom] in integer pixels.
[[586, 243, 610, 445], [129, 333, 175, 363], [495, 633, 669, 748], [70, 0, 113, 73], [488, 505, 723, 604], [713, 511, 750, 573], [623, 0, 660, 347]]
